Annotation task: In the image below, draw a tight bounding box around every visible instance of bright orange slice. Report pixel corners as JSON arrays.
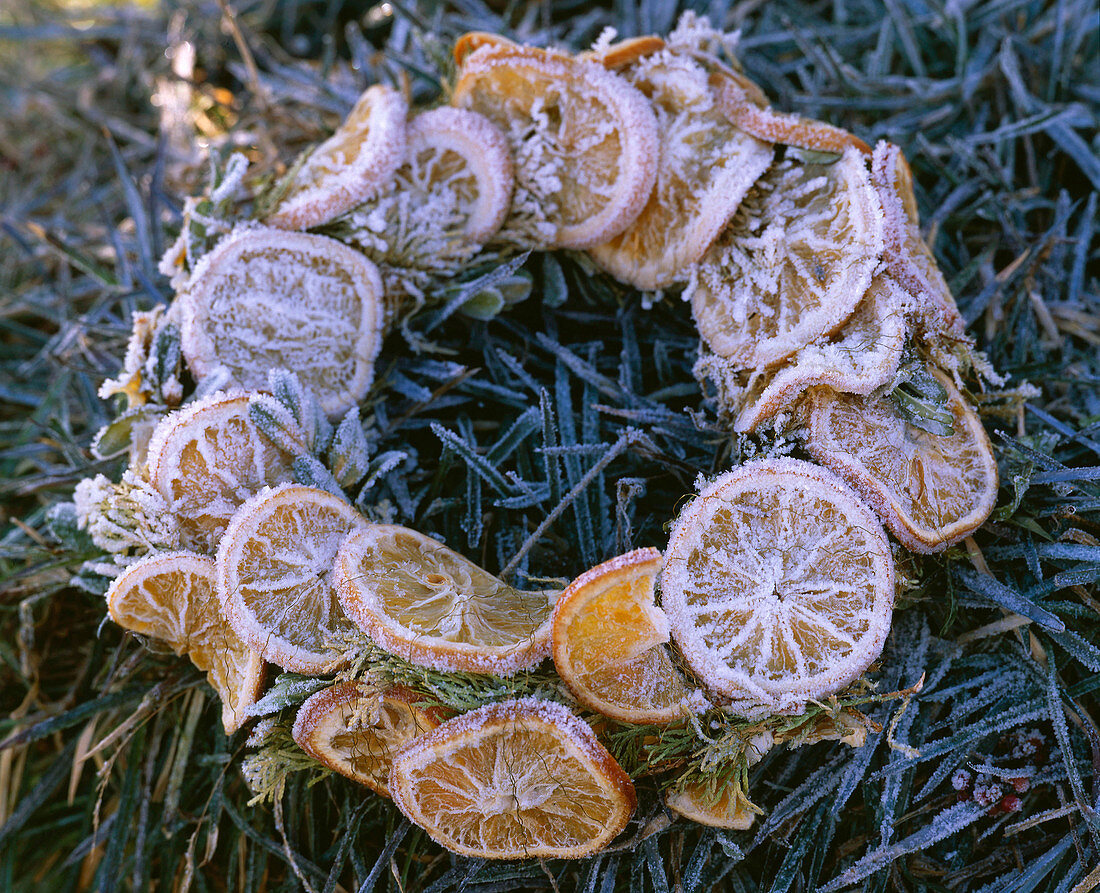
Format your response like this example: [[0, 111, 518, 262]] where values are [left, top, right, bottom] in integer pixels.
[[217, 483, 370, 673], [580, 35, 666, 69], [106, 551, 264, 734], [804, 365, 998, 552], [179, 227, 385, 418], [335, 525, 556, 675], [389, 698, 636, 859], [145, 391, 304, 553], [665, 730, 771, 829], [292, 682, 445, 797], [266, 84, 407, 231], [689, 147, 884, 369], [588, 52, 772, 290], [551, 547, 699, 724], [662, 458, 895, 713], [452, 43, 658, 249]]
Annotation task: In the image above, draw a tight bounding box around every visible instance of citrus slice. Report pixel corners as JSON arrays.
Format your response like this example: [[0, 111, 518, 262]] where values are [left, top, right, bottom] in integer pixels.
[[580, 35, 666, 69], [588, 52, 773, 290], [452, 43, 659, 249], [292, 682, 445, 797], [871, 141, 967, 339], [721, 273, 908, 433], [453, 31, 516, 68], [689, 146, 884, 369], [179, 227, 384, 418], [334, 525, 557, 675], [217, 483, 370, 673], [804, 365, 998, 552], [266, 84, 407, 231], [389, 697, 636, 859], [661, 458, 895, 713], [665, 730, 771, 829], [106, 551, 264, 734], [344, 106, 514, 269], [714, 77, 871, 155], [551, 547, 698, 724], [145, 391, 305, 553]]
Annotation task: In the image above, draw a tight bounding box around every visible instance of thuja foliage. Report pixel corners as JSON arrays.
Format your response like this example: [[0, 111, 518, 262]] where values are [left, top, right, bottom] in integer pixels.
[[1, 0, 1098, 890]]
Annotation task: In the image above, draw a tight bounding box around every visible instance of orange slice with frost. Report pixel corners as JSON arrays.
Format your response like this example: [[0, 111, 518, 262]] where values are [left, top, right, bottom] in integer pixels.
[[581, 35, 666, 69], [588, 52, 772, 290], [179, 227, 384, 418], [689, 147, 884, 369], [452, 43, 658, 249], [804, 365, 998, 552], [106, 551, 264, 734], [267, 84, 407, 231], [217, 483, 369, 673], [665, 730, 772, 829], [292, 682, 445, 797], [335, 525, 557, 675], [662, 458, 895, 713], [552, 547, 698, 724], [389, 698, 636, 859]]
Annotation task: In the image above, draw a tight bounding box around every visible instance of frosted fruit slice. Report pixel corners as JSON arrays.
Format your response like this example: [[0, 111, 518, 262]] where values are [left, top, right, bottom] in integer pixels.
[[580, 35, 666, 69], [588, 52, 772, 290], [179, 228, 384, 418], [389, 698, 636, 859], [145, 391, 304, 553], [726, 274, 908, 433], [551, 547, 697, 724], [346, 106, 514, 269], [689, 147, 884, 369], [665, 730, 771, 829], [266, 84, 407, 231], [217, 483, 369, 673], [452, 43, 658, 249], [335, 526, 557, 675], [292, 683, 444, 797], [871, 141, 967, 339], [106, 551, 264, 734], [662, 458, 895, 713], [804, 366, 998, 552], [453, 31, 516, 67]]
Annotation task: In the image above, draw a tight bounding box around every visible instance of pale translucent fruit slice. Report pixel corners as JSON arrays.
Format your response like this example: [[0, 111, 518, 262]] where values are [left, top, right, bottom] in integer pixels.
[[780, 708, 869, 749], [266, 84, 408, 231], [729, 274, 908, 433], [347, 107, 514, 268], [452, 43, 659, 249], [335, 525, 557, 675], [179, 227, 384, 418], [580, 35, 666, 69], [714, 76, 871, 155], [106, 551, 264, 734], [292, 683, 445, 797], [804, 366, 998, 553], [662, 458, 895, 713], [389, 698, 636, 859], [145, 391, 304, 553], [665, 730, 772, 829], [588, 52, 773, 290], [689, 147, 885, 369], [217, 483, 369, 673], [871, 141, 967, 339], [551, 547, 698, 724]]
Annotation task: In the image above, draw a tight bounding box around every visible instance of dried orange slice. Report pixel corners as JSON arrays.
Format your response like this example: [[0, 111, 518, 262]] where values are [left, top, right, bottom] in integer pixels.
[[551, 547, 699, 724], [665, 730, 771, 829], [345, 106, 513, 268], [266, 84, 407, 231], [714, 274, 908, 433], [804, 365, 998, 552], [689, 147, 884, 369], [581, 35, 666, 69], [292, 682, 444, 797], [453, 31, 516, 67], [452, 43, 658, 249], [389, 698, 636, 859], [217, 483, 369, 673], [179, 227, 385, 418], [335, 525, 556, 675], [145, 391, 304, 553], [588, 52, 772, 290], [106, 551, 264, 734], [871, 141, 967, 339], [662, 458, 895, 713]]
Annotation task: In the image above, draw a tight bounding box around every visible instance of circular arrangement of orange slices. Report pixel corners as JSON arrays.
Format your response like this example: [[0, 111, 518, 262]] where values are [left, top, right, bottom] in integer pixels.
[[81, 13, 1010, 864]]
